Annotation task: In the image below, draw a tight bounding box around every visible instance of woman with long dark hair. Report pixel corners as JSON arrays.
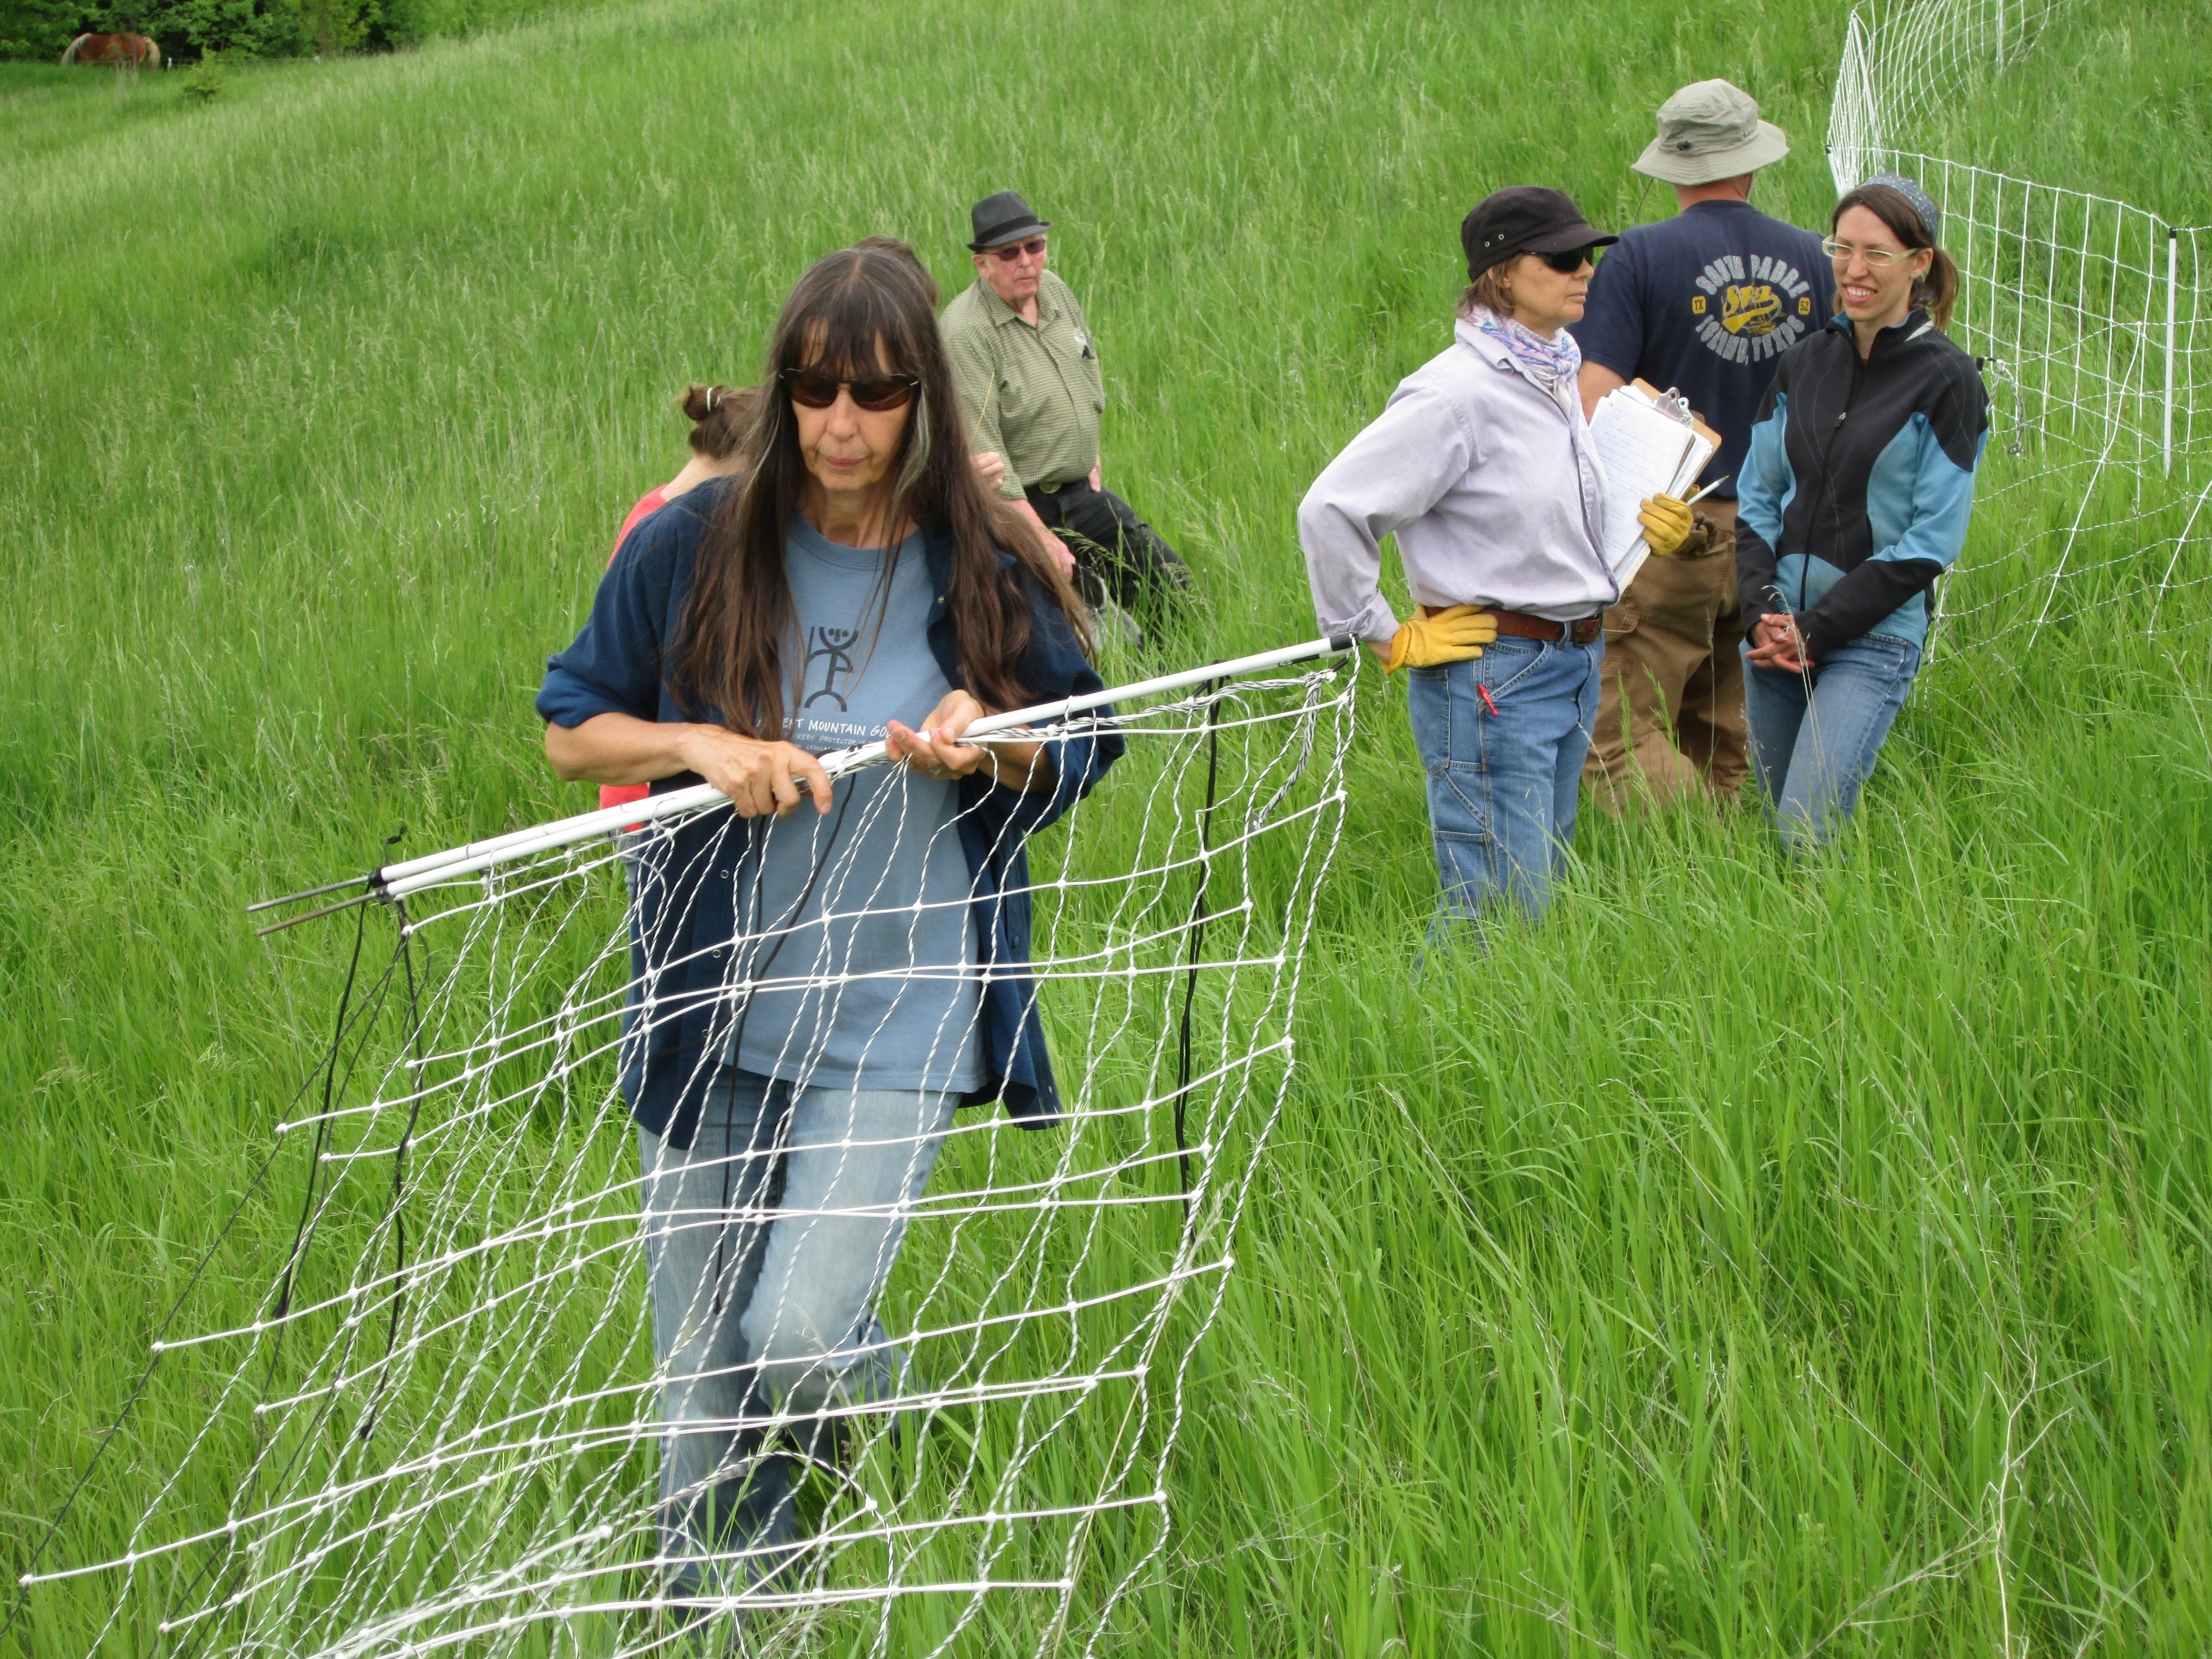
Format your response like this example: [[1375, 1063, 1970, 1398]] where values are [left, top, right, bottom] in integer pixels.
[[535, 243, 1118, 1604], [1734, 174, 1988, 851], [596, 367, 1003, 819]]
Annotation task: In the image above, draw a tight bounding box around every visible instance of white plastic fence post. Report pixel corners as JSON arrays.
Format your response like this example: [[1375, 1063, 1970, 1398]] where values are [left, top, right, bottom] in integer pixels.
[[2165, 228, 2179, 477]]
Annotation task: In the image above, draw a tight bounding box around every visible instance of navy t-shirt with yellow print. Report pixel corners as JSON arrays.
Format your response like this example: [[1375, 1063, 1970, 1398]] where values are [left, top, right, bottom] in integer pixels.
[[1571, 198, 1835, 503]]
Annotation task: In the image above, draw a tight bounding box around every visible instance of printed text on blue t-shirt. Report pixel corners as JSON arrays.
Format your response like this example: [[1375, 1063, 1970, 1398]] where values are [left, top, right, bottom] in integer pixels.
[[1690, 252, 1820, 364]]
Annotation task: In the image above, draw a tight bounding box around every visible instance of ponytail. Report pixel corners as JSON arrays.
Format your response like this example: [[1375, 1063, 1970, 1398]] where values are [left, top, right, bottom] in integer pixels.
[[1917, 246, 1960, 332]]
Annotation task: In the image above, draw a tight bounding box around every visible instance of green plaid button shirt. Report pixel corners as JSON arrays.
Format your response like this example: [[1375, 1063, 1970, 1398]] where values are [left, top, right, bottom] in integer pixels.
[[941, 269, 1106, 500]]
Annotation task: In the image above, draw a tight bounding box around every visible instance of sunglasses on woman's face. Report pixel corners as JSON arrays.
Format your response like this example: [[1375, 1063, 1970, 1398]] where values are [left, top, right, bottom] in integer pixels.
[[1536, 245, 1598, 274], [985, 237, 1047, 264], [779, 367, 921, 411]]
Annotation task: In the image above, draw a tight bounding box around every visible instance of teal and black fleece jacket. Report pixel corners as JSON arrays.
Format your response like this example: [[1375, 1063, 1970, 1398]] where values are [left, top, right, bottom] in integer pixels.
[[1735, 309, 1990, 660]]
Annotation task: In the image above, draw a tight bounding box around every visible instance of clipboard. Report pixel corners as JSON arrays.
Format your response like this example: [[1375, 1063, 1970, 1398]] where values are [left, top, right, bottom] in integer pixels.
[[1588, 381, 1720, 588], [1632, 378, 1723, 454]]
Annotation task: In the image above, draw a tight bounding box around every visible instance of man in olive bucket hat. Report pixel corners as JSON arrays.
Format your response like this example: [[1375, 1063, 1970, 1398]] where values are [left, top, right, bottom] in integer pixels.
[[1571, 80, 1836, 811]]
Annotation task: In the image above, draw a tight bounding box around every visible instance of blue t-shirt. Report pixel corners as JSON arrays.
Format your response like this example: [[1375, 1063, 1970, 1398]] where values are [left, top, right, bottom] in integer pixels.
[[536, 478, 1127, 1143], [724, 517, 985, 1094], [1571, 199, 1835, 501]]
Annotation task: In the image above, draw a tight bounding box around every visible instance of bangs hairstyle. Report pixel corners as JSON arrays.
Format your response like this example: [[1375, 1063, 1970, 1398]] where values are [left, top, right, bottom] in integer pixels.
[[1832, 182, 1960, 330], [670, 243, 1086, 739]]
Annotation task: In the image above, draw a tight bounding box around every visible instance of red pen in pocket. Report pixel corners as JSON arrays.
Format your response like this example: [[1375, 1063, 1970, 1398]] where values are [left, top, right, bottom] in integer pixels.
[[1477, 685, 1500, 717]]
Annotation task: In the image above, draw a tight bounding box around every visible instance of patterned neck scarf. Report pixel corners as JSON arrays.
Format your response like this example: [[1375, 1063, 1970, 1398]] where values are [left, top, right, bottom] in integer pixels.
[[1469, 304, 1583, 390]]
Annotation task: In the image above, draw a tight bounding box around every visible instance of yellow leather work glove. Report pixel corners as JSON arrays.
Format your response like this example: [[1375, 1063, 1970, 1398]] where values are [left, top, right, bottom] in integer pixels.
[[1638, 493, 1695, 556], [1383, 605, 1500, 673]]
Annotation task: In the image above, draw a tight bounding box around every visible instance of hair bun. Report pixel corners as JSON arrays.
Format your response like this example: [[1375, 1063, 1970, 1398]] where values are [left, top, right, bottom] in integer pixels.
[[677, 382, 756, 460], [679, 383, 728, 422]]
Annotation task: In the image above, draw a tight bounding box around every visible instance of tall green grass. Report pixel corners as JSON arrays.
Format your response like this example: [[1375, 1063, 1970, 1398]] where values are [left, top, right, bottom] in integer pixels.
[[3, 0, 2208, 1652], [1914, 3, 2212, 223]]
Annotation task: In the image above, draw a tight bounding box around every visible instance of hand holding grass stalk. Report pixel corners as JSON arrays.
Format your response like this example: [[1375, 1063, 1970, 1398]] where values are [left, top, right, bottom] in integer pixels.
[[1747, 611, 1808, 672]]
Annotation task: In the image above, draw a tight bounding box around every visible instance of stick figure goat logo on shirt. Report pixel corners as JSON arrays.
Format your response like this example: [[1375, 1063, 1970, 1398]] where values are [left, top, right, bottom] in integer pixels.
[[804, 625, 859, 709]]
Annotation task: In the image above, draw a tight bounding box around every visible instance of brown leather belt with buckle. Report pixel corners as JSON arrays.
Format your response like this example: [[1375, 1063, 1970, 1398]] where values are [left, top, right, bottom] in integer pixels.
[[1422, 604, 1602, 644]]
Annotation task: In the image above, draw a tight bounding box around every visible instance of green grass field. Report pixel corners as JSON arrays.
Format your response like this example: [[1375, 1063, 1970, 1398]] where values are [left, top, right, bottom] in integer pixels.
[[5, 0, 2210, 1652]]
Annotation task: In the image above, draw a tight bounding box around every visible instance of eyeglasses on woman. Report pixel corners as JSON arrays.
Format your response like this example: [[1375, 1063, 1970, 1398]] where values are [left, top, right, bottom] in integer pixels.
[[1821, 236, 1910, 267]]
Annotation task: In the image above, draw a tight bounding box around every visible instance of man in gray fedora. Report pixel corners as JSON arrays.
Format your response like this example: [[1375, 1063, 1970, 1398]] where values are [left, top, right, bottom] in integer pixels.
[[1572, 80, 1835, 812], [941, 189, 1191, 624]]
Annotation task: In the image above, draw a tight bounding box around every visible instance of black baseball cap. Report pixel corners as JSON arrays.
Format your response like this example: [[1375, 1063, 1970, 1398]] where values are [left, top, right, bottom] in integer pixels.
[[967, 190, 1053, 252], [1460, 187, 1616, 277]]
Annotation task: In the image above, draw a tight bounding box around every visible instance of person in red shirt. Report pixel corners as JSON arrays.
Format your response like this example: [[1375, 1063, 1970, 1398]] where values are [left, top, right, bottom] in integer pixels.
[[614, 386, 755, 547], [601, 384, 760, 810]]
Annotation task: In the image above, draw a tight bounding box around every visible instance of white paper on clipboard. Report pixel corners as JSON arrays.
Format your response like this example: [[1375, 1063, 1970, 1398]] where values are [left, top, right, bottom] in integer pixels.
[[1589, 383, 1718, 589]]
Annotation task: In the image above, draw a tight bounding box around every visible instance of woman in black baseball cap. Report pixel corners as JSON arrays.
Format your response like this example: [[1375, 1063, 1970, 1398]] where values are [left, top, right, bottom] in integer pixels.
[[1457, 185, 1614, 285], [1300, 187, 1695, 941]]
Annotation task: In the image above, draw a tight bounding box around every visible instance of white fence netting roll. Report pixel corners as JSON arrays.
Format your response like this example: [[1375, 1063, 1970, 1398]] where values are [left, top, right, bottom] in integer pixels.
[[1827, 0, 2211, 657], [14, 659, 1358, 1659]]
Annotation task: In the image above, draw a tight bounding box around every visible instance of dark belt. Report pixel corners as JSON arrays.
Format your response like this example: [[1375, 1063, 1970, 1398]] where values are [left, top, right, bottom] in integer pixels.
[[1423, 604, 1601, 644]]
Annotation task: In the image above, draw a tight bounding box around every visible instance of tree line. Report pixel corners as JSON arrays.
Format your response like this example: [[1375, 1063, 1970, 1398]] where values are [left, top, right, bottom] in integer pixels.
[[2, 0, 588, 64]]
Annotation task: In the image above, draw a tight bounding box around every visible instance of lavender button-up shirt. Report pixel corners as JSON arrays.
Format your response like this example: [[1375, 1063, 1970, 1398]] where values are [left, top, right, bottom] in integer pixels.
[[1298, 316, 1617, 645]]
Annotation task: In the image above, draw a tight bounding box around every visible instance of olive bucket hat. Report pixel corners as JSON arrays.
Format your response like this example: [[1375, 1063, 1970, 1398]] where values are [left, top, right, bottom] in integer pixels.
[[1633, 79, 1790, 185]]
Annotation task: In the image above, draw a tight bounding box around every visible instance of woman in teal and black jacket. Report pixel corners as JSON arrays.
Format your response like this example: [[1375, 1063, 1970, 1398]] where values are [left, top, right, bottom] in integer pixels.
[[1734, 173, 1989, 852]]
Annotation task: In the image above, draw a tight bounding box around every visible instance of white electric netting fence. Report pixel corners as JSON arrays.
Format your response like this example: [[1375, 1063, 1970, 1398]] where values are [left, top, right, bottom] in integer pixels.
[[1827, 0, 2074, 164], [1828, 0, 2212, 659], [14, 643, 1357, 1658]]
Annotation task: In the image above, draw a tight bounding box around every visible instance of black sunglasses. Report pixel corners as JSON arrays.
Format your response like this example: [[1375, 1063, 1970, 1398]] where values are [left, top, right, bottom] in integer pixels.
[[779, 367, 921, 411], [1535, 245, 1599, 274]]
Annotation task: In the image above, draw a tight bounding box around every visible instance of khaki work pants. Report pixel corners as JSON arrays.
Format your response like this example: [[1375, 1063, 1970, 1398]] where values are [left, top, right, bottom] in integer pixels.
[[1582, 498, 1750, 812]]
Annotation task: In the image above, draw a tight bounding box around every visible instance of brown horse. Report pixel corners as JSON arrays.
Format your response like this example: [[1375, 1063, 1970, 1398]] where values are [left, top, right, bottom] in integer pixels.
[[60, 33, 161, 67]]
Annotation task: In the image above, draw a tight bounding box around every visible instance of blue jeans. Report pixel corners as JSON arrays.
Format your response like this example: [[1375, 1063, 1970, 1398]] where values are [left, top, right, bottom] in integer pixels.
[[637, 1067, 956, 1596], [1740, 632, 1922, 854], [1405, 635, 1604, 933]]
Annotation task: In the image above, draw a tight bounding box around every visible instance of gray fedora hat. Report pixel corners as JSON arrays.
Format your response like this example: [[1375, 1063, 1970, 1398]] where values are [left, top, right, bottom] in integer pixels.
[[966, 190, 1052, 252], [1633, 79, 1790, 185]]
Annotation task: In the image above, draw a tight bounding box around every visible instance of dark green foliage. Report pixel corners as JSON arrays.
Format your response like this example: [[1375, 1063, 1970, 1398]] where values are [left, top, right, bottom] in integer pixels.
[[0, 0, 302, 60], [0, 0, 596, 60], [131, 0, 304, 57], [0, 0, 79, 59], [175, 44, 220, 91]]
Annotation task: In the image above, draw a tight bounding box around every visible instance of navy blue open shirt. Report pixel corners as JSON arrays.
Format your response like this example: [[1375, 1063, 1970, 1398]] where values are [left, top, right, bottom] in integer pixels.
[[535, 480, 1123, 1149]]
